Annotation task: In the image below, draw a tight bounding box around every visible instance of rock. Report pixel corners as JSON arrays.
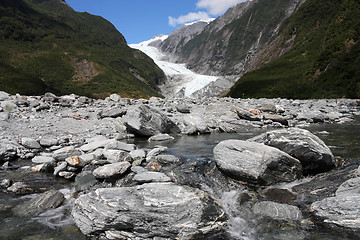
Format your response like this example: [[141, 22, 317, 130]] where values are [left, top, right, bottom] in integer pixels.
[[0, 112, 9, 121], [129, 149, 146, 161], [32, 162, 54, 173], [253, 201, 302, 221], [213, 140, 302, 185], [109, 93, 121, 102], [234, 108, 262, 121], [13, 190, 64, 216], [310, 195, 360, 229], [80, 139, 113, 152], [263, 188, 296, 205], [176, 104, 191, 113], [0, 140, 18, 161], [249, 128, 335, 174], [156, 154, 181, 165], [105, 141, 136, 152], [0, 91, 10, 101], [39, 137, 58, 147], [100, 107, 127, 118], [122, 105, 180, 137], [102, 149, 128, 163], [75, 166, 99, 192], [335, 177, 360, 196], [133, 171, 171, 183], [0, 179, 12, 188], [183, 115, 210, 135], [71, 183, 227, 239], [58, 171, 76, 179], [53, 162, 68, 176], [258, 104, 277, 113], [7, 182, 33, 194], [92, 161, 131, 179], [67, 112, 88, 120], [262, 113, 288, 126], [32, 156, 55, 164], [146, 146, 167, 161], [52, 146, 82, 161], [21, 137, 41, 149], [148, 133, 174, 142], [42, 92, 58, 102], [1, 100, 17, 112]]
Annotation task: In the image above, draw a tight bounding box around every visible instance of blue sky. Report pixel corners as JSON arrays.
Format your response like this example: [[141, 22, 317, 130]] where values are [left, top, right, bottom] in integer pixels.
[[66, 0, 248, 44]]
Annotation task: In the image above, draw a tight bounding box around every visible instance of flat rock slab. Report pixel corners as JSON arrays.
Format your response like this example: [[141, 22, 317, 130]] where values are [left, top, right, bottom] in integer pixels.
[[92, 161, 131, 179], [72, 183, 227, 239], [133, 171, 171, 183], [249, 128, 335, 174], [213, 140, 302, 185]]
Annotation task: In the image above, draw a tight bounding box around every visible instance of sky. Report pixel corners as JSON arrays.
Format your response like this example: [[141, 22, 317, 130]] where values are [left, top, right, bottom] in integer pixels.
[[66, 0, 248, 44]]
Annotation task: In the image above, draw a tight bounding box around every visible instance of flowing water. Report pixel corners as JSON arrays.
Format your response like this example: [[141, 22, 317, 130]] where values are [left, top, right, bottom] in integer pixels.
[[1, 120, 360, 239]]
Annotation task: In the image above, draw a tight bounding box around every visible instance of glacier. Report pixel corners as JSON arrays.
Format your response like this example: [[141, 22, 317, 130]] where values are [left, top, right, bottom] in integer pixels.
[[129, 35, 219, 98]]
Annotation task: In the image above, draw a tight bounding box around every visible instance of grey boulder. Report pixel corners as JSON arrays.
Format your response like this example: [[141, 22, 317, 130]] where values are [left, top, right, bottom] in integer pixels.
[[122, 105, 180, 137], [133, 171, 171, 183], [213, 140, 302, 185], [92, 161, 131, 179], [72, 183, 227, 239], [310, 177, 360, 229], [249, 128, 335, 174], [253, 201, 302, 221]]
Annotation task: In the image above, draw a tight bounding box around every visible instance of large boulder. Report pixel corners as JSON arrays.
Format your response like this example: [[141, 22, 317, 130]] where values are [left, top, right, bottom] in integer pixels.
[[72, 183, 227, 239], [122, 105, 180, 137], [249, 128, 335, 174], [213, 140, 302, 185], [310, 177, 360, 230]]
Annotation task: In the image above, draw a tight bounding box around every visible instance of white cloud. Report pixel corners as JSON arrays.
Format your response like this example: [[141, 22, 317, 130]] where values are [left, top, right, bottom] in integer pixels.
[[197, 0, 248, 15], [168, 0, 249, 27], [168, 11, 210, 27]]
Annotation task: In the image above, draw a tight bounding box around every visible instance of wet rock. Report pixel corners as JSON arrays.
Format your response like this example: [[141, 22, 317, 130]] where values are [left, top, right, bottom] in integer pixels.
[[21, 137, 41, 149], [133, 171, 171, 183], [75, 167, 99, 193], [72, 183, 227, 239], [52, 146, 82, 161], [213, 140, 302, 185], [336, 177, 360, 196], [122, 105, 180, 137], [148, 133, 174, 142], [58, 171, 76, 179], [92, 161, 131, 179], [7, 182, 34, 194], [156, 154, 181, 165], [253, 201, 302, 221], [263, 188, 296, 204], [13, 190, 64, 216], [32, 162, 54, 173], [249, 128, 335, 174]]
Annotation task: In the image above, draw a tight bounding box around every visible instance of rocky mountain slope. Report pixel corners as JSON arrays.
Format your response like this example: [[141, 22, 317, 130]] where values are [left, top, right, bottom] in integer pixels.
[[0, 0, 165, 98], [159, 0, 305, 76], [228, 0, 360, 99]]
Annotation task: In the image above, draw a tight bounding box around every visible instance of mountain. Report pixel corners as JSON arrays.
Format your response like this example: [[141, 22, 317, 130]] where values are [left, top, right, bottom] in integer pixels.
[[0, 0, 165, 98], [228, 0, 360, 99], [159, 0, 305, 76]]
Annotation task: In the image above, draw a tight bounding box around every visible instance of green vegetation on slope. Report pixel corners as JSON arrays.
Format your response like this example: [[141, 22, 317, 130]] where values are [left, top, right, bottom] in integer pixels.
[[0, 0, 165, 98], [228, 0, 360, 99]]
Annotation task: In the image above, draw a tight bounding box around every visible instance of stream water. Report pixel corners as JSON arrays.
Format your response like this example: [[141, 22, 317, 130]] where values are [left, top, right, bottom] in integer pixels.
[[1, 120, 360, 239]]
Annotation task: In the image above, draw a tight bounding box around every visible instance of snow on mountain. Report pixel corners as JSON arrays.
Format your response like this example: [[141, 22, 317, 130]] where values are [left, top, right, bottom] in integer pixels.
[[130, 37, 219, 98], [184, 18, 215, 26]]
